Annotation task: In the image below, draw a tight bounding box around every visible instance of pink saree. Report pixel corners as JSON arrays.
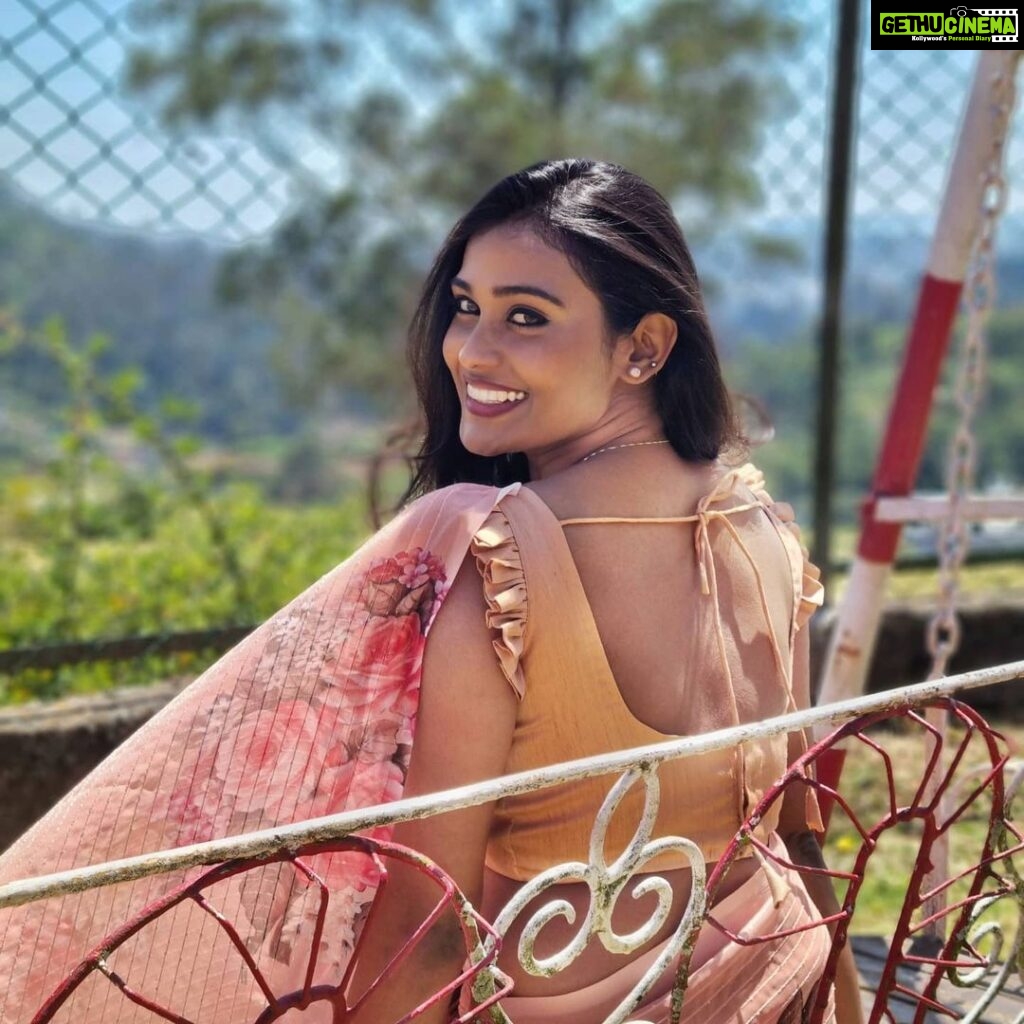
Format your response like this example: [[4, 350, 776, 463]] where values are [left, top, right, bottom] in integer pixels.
[[0, 483, 516, 1023], [0, 478, 833, 1023]]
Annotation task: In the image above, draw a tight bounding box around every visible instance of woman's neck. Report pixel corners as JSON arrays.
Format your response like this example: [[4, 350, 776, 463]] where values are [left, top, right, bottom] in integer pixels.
[[525, 413, 667, 481]]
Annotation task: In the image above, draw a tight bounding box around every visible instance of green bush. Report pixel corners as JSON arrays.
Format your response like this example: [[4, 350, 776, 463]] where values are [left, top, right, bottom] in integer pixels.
[[0, 477, 374, 704]]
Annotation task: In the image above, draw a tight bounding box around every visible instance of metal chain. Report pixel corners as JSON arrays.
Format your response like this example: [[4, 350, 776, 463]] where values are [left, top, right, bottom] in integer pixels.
[[926, 65, 1017, 681], [919, 64, 1017, 949]]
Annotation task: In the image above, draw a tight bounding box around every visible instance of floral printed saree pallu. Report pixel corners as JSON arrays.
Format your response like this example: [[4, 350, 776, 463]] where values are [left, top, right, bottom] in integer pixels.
[[0, 483, 516, 1023]]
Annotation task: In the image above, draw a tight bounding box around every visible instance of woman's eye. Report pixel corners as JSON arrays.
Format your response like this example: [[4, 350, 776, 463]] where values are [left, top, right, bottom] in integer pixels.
[[451, 296, 545, 327], [509, 308, 547, 327]]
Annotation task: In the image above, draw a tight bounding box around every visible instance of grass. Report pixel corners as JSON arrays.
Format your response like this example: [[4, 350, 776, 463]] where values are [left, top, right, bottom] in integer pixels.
[[822, 524, 1024, 604], [832, 563, 1024, 605], [823, 716, 1023, 941]]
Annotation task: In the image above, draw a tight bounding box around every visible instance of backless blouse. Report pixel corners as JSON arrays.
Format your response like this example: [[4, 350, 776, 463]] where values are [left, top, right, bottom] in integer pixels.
[[469, 463, 824, 881]]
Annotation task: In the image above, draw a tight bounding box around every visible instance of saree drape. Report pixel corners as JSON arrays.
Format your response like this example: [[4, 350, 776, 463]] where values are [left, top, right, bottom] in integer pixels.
[[0, 476, 831, 1023], [0, 483, 515, 1023]]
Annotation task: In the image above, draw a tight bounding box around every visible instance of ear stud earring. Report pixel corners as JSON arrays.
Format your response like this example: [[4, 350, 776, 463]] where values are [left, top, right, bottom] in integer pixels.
[[628, 366, 642, 379]]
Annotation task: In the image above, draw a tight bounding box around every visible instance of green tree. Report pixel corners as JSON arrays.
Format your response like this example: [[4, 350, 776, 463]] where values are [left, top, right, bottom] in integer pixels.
[[0, 186, 294, 443], [125, 0, 799, 413], [727, 305, 1024, 525], [0, 314, 258, 624]]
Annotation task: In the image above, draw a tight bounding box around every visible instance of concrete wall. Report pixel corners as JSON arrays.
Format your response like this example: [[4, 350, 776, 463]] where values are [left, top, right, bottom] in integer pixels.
[[0, 681, 190, 853], [808, 602, 1024, 717], [1, 605, 1022, 852]]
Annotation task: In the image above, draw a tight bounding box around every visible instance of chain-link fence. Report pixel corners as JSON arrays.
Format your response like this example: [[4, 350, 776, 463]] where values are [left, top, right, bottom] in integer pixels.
[[2, 0, 1023, 686], [5, 2, 1021, 237], [1, 0, 292, 239]]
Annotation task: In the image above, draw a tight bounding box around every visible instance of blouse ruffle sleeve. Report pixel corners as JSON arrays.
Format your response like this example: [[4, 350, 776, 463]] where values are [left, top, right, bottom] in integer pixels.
[[736, 463, 825, 633], [470, 507, 528, 700]]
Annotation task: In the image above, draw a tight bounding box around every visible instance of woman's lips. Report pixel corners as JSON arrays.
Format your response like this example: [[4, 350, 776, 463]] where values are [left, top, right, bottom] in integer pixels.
[[463, 380, 528, 418], [464, 392, 528, 418]]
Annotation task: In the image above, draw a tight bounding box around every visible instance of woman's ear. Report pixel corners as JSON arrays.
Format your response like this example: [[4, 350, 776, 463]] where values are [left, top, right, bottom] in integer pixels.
[[619, 312, 678, 382]]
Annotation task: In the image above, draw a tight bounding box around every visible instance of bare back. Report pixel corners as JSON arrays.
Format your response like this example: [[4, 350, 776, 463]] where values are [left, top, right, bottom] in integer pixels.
[[478, 453, 805, 994]]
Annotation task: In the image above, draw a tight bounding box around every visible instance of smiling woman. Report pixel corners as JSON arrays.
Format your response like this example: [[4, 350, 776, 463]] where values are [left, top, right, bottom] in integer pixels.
[[0, 159, 858, 1024], [442, 225, 650, 467], [404, 159, 736, 499], [366, 159, 859, 1022]]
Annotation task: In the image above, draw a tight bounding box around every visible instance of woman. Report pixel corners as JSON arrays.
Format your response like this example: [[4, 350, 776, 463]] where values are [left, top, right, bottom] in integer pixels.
[[0, 159, 855, 1023]]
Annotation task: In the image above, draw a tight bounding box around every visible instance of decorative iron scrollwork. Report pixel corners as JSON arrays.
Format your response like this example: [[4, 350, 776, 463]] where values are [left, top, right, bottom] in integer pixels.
[[477, 766, 706, 1024]]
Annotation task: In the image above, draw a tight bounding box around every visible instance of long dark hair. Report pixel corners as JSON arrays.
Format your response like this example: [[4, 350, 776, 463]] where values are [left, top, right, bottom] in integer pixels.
[[402, 158, 740, 502]]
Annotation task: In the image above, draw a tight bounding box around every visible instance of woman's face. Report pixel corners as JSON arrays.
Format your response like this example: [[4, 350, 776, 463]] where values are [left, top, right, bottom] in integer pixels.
[[442, 224, 635, 475]]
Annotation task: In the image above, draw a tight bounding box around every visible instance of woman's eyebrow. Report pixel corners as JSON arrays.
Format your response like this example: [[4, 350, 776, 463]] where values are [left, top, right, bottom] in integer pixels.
[[450, 276, 565, 308]]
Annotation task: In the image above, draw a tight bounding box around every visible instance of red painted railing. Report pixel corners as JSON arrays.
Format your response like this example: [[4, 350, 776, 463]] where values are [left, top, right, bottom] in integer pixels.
[[24, 698, 1024, 1022]]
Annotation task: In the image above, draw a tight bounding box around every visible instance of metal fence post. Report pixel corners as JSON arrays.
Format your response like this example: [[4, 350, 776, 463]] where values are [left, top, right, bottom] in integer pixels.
[[812, 0, 862, 600]]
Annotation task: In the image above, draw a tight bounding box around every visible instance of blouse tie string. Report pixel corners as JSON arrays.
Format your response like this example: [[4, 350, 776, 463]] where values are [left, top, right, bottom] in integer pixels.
[[558, 498, 764, 603], [693, 507, 714, 596]]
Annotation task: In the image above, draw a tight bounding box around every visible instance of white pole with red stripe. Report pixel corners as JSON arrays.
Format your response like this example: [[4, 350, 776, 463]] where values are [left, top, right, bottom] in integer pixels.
[[815, 52, 1020, 737]]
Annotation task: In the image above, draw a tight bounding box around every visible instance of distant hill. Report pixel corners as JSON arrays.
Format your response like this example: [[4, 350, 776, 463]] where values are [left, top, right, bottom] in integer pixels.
[[700, 211, 1024, 350], [0, 185, 295, 442], [2, 181, 1022, 463]]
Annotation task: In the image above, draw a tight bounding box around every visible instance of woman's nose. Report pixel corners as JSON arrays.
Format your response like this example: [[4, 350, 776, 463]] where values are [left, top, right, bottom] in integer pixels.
[[456, 320, 501, 369]]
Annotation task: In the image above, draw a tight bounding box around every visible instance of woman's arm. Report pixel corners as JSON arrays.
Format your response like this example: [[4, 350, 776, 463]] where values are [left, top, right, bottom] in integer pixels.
[[778, 624, 865, 1024], [345, 556, 518, 1024], [783, 828, 864, 1024]]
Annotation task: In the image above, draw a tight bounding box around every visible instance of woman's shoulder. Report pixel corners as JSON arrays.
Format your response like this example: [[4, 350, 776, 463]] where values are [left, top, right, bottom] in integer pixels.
[[356, 483, 522, 587], [395, 481, 516, 522], [721, 463, 824, 631], [399, 483, 530, 699], [522, 456, 727, 521]]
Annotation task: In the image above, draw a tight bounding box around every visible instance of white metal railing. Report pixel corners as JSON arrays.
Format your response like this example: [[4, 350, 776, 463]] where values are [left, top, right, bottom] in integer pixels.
[[1, 661, 1021, 911]]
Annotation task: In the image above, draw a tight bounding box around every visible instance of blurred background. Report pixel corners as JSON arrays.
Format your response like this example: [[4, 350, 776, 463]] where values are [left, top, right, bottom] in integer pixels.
[[1, 0, 1022, 707]]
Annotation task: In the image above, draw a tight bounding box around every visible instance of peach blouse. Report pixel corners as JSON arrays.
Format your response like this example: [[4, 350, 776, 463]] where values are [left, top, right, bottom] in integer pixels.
[[469, 463, 825, 880]]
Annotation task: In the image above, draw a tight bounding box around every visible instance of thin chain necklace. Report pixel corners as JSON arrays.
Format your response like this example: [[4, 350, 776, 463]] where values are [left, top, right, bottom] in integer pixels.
[[578, 439, 671, 464]]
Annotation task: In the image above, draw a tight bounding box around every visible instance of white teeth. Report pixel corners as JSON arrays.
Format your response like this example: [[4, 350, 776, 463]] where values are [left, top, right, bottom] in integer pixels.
[[466, 384, 527, 404]]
